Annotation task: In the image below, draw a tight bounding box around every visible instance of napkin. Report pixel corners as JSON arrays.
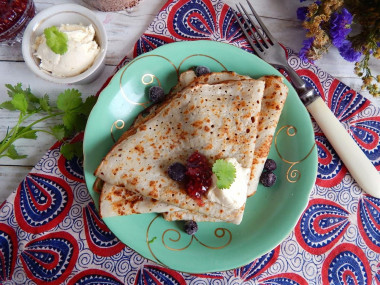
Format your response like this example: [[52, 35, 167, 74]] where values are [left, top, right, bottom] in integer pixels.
[[1, 0, 379, 284]]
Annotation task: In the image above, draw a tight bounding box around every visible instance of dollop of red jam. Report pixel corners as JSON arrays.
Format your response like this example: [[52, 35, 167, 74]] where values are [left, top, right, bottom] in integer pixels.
[[185, 151, 213, 205]]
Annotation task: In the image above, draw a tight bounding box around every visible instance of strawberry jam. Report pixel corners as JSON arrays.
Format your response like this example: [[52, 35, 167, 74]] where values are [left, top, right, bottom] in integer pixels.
[[185, 151, 213, 204], [0, 0, 35, 42]]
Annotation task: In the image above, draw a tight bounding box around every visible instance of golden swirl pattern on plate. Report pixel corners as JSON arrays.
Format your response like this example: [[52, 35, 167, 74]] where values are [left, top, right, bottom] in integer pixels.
[[119, 54, 178, 107], [274, 125, 316, 183], [110, 119, 125, 143], [146, 216, 232, 266]]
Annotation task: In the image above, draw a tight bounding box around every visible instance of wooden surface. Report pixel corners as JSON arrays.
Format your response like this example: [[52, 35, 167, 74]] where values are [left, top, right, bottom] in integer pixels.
[[0, 0, 379, 203]]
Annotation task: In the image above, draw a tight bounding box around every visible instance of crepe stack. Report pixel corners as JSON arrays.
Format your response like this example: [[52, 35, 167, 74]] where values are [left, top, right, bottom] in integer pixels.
[[94, 70, 288, 225]]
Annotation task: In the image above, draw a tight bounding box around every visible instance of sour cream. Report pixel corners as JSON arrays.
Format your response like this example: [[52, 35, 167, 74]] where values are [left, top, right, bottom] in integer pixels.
[[33, 24, 100, 77], [207, 158, 250, 209]]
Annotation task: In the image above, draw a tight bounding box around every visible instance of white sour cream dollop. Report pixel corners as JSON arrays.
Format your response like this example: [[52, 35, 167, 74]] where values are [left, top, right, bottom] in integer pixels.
[[207, 158, 250, 209], [34, 24, 100, 77]]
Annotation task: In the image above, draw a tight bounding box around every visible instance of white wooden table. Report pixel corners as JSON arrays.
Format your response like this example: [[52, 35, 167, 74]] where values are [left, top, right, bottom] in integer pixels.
[[0, 0, 379, 203]]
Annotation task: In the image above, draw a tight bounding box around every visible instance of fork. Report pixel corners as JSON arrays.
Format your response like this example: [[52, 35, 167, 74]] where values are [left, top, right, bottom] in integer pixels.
[[234, 1, 380, 198]]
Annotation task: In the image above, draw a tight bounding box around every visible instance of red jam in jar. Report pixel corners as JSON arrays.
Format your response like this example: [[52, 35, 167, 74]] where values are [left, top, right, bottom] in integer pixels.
[[0, 0, 35, 42]]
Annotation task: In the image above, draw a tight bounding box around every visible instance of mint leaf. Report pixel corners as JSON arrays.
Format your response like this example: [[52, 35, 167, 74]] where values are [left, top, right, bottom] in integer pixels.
[[11, 92, 28, 113], [57, 89, 82, 112], [44, 26, 68, 55], [212, 159, 236, 189], [5, 144, 27, 160]]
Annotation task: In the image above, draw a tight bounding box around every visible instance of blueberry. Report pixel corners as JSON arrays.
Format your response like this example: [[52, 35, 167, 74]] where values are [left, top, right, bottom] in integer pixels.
[[264, 159, 277, 171], [168, 162, 187, 182], [260, 171, 277, 187], [148, 86, 165, 103], [195, 66, 211, 77], [184, 220, 198, 235]]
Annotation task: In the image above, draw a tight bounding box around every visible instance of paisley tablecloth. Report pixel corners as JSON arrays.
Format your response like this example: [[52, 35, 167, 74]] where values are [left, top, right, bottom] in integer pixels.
[[1, 0, 379, 284]]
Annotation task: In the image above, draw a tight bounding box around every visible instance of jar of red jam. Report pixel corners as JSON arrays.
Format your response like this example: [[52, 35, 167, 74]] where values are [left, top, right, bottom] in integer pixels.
[[0, 0, 35, 42]]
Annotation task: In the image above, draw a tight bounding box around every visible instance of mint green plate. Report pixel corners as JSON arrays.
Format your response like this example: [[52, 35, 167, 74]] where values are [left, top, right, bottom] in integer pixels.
[[83, 41, 317, 273]]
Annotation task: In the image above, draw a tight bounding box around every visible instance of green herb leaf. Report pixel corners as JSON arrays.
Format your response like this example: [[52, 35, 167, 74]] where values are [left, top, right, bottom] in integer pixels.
[[57, 89, 82, 112], [50, 125, 66, 141], [6, 83, 39, 113], [11, 92, 28, 114], [60, 141, 83, 160], [16, 127, 38, 140], [0, 101, 16, 111], [39, 94, 51, 112], [62, 111, 79, 132], [0, 83, 92, 162], [80, 95, 97, 116], [212, 159, 236, 189], [5, 144, 27, 160], [44, 26, 68, 55]]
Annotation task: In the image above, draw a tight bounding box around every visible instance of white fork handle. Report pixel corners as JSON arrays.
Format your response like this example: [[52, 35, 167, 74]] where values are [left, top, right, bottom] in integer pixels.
[[307, 96, 380, 198]]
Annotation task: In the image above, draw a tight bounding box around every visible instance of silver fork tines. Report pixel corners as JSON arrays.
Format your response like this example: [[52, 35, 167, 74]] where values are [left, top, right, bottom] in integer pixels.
[[233, 1, 308, 93], [234, 2, 272, 53]]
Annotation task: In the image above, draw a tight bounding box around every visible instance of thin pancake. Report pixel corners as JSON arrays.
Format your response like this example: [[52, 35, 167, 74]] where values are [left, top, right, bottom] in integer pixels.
[[97, 72, 288, 223], [95, 78, 265, 223]]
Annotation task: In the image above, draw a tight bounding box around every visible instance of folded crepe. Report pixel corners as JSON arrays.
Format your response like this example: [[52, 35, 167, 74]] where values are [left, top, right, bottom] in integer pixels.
[[97, 71, 288, 224], [95, 75, 266, 224]]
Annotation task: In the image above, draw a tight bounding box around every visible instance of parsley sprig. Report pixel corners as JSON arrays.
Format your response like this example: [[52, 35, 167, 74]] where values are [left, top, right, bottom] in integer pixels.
[[0, 83, 96, 160]]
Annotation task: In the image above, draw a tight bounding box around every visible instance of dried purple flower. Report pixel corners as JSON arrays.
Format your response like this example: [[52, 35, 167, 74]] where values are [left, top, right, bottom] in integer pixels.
[[330, 8, 353, 48], [338, 40, 362, 62], [299, 37, 315, 62], [297, 6, 309, 21]]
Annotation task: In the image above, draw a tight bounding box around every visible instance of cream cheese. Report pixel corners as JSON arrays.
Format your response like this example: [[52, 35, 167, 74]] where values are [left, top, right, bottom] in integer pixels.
[[33, 24, 100, 77], [207, 158, 250, 209]]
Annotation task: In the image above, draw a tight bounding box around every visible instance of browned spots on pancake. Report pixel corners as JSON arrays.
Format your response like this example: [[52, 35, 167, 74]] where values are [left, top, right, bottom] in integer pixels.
[[139, 167, 145, 172], [126, 195, 144, 210], [204, 125, 210, 132], [169, 144, 176, 150], [205, 143, 213, 150], [149, 188, 159, 198], [153, 150, 160, 159], [139, 124, 147, 131], [191, 120, 203, 128], [112, 167, 120, 176], [134, 145, 144, 154], [129, 177, 138, 186], [114, 188, 122, 197], [163, 108, 170, 116]]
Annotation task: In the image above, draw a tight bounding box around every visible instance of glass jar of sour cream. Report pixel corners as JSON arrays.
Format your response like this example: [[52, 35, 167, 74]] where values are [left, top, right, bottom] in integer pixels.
[[0, 0, 35, 42]]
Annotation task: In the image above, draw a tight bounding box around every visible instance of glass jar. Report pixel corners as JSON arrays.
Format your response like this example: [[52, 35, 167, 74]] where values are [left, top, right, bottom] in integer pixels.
[[0, 0, 35, 43]]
